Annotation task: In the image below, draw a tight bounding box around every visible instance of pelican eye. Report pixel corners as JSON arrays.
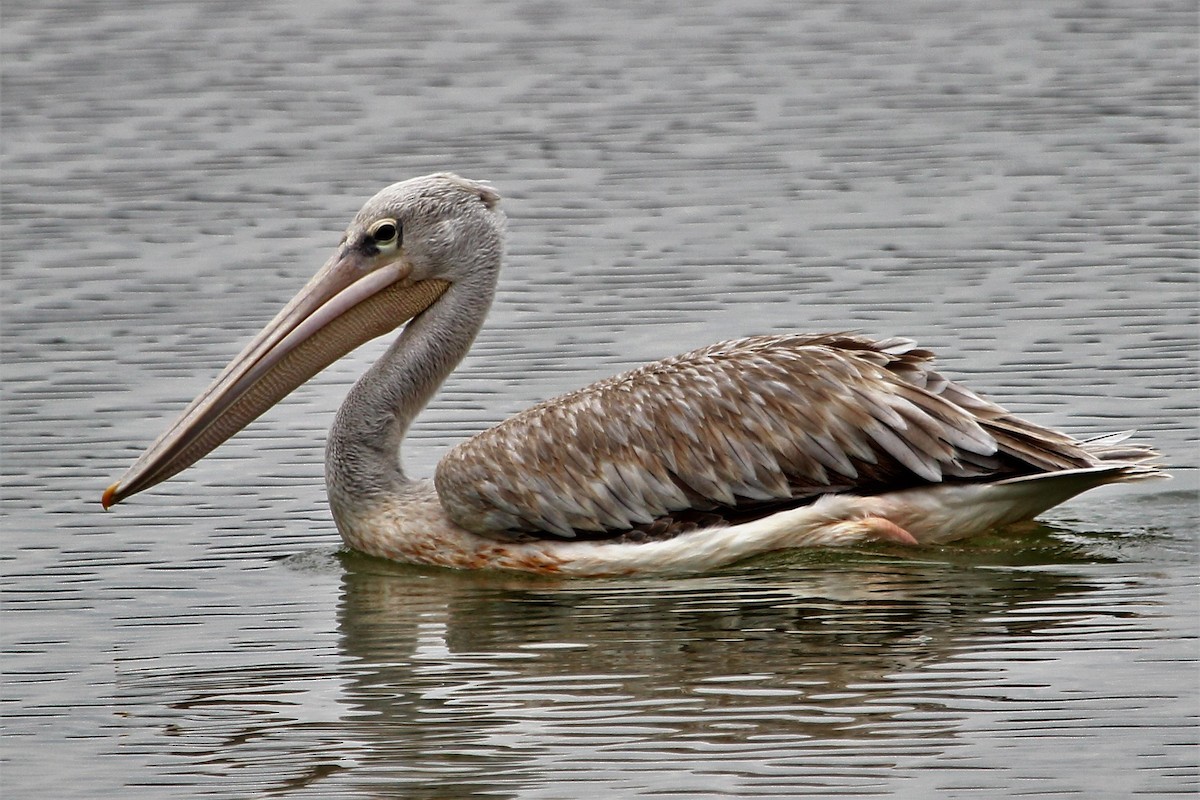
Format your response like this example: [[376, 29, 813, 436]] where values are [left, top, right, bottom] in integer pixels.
[[367, 218, 401, 252]]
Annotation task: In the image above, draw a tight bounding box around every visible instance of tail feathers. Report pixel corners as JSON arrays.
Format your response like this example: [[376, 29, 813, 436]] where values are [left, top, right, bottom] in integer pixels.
[[996, 462, 1166, 496], [923, 463, 1167, 543], [1078, 431, 1164, 467]]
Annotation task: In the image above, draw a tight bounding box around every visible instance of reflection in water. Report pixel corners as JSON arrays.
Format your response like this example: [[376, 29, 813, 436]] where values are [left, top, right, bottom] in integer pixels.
[[327, 536, 1113, 797], [104, 516, 1193, 798]]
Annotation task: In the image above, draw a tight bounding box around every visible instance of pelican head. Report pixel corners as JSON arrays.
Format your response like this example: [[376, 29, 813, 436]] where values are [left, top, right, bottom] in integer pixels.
[[103, 173, 504, 508]]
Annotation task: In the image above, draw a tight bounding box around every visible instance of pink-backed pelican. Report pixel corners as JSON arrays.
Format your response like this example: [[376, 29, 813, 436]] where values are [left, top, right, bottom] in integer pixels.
[[102, 173, 1162, 575]]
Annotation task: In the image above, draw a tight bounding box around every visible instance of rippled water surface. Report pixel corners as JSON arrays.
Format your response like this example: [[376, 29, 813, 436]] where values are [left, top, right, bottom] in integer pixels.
[[3, 1, 1197, 798]]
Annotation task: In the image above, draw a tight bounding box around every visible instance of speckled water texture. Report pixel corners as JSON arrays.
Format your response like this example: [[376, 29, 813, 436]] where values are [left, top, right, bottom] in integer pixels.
[[3, 1, 1197, 797]]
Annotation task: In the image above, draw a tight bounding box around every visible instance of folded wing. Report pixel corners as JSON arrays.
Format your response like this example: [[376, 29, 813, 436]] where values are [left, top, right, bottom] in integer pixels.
[[434, 334, 1106, 540]]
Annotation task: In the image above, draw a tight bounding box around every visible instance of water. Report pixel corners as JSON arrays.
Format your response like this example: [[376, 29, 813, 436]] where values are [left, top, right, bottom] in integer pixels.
[[3, 1, 1197, 797]]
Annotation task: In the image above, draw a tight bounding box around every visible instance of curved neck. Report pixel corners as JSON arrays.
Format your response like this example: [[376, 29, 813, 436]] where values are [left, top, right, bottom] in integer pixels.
[[324, 278, 495, 507]]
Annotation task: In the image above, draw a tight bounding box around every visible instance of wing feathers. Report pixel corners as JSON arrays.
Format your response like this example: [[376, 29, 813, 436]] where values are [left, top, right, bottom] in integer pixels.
[[434, 333, 1121, 540]]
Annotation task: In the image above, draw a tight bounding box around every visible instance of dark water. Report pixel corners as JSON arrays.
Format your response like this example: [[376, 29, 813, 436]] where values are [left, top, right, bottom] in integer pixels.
[[3, 1, 1197, 797]]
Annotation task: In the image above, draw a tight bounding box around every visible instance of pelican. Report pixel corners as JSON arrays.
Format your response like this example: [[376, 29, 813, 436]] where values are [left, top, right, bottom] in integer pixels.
[[103, 173, 1163, 576]]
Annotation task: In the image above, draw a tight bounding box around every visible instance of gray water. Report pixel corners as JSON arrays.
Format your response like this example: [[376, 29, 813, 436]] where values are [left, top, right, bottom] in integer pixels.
[[3, 1, 1197, 797]]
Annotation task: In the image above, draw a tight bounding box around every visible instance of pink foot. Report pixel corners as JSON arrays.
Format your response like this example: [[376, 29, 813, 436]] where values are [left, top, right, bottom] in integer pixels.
[[857, 516, 920, 546]]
